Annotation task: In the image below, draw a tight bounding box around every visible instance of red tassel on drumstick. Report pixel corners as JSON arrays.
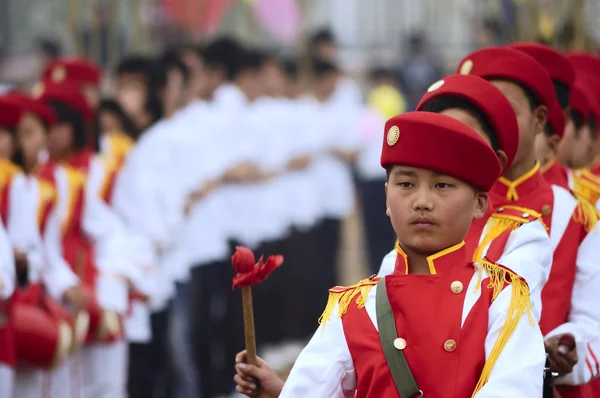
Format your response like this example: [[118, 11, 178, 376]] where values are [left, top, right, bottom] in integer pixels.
[[231, 246, 283, 373]]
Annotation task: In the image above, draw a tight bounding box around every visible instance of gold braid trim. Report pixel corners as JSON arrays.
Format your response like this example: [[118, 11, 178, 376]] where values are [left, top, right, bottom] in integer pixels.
[[573, 172, 600, 205], [318, 276, 380, 329], [472, 259, 534, 396], [572, 195, 600, 233]]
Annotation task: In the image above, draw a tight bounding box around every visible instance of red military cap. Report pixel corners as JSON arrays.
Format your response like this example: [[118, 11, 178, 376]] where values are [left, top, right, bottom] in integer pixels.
[[42, 57, 101, 87], [547, 101, 565, 138], [565, 52, 600, 79], [509, 43, 575, 90], [381, 112, 501, 191], [5, 92, 56, 126], [0, 96, 23, 129], [416, 74, 518, 173], [570, 81, 591, 122], [33, 81, 93, 122], [457, 47, 556, 110]]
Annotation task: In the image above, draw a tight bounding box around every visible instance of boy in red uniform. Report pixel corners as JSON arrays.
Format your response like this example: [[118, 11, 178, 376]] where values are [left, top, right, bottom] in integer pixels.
[[273, 112, 545, 397], [509, 43, 600, 397]]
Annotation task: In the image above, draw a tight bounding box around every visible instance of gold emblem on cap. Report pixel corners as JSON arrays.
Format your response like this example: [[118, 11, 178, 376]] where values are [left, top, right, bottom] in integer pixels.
[[51, 66, 66, 82], [31, 82, 44, 99], [459, 59, 473, 75], [427, 80, 445, 92], [387, 125, 400, 147]]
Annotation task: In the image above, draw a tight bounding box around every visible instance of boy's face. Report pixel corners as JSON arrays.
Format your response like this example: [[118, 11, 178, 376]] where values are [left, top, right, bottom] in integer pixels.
[[0, 128, 14, 159], [17, 114, 47, 163], [557, 117, 576, 166], [533, 131, 559, 166], [386, 165, 488, 256], [490, 80, 547, 169], [82, 84, 100, 110], [47, 122, 74, 158], [573, 124, 596, 167], [117, 72, 148, 121]]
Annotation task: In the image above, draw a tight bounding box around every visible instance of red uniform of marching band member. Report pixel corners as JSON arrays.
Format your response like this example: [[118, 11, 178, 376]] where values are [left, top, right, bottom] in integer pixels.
[[32, 81, 132, 398], [0, 100, 19, 398], [507, 43, 600, 398], [280, 111, 544, 397]]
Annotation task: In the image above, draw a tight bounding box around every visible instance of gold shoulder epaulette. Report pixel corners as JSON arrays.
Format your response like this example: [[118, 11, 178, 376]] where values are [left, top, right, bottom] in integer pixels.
[[0, 158, 22, 178], [318, 275, 380, 327], [472, 258, 533, 396], [474, 205, 547, 262], [572, 169, 600, 205], [572, 195, 600, 233], [62, 165, 87, 186]]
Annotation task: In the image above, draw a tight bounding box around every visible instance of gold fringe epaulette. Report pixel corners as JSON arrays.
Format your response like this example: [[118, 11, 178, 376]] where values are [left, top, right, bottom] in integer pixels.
[[473, 205, 547, 261], [572, 195, 600, 233], [472, 258, 534, 396], [318, 275, 380, 328], [572, 169, 600, 206]]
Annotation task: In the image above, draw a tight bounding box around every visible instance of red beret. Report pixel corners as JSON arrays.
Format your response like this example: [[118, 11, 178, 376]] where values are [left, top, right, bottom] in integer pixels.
[[42, 57, 101, 87], [548, 101, 565, 138], [381, 112, 501, 191], [0, 96, 23, 129], [570, 81, 591, 121], [457, 47, 556, 110], [416, 74, 518, 174], [5, 92, 56, 127], [34, 81, 93, 122], [509, 43, 575, 89], [565, 53, 600, 79]]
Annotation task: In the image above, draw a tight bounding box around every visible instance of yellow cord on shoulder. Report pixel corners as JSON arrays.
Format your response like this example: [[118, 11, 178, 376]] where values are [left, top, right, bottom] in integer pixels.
[[572, 195, 600, 233], [318, 276, 379, 329], [472, 259, 534, 396], [473, 217, 522, 264]]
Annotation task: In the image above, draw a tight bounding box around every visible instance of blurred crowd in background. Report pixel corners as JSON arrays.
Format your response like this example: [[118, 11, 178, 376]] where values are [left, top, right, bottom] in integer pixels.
[[1, 1, 600, 398]]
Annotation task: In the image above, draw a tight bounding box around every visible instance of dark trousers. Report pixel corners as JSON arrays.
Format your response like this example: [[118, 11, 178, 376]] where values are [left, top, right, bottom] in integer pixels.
[[299, 217, 341, 337], [359, 178, 396, 275], [190, 260, 233, 398], [127, 304, 173, 398]]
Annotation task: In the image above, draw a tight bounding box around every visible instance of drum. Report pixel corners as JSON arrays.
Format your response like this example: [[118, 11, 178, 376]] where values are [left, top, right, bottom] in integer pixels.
[[11, 300, 72, 368]]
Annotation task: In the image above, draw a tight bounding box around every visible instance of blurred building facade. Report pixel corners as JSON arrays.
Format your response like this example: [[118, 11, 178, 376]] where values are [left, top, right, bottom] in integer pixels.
[[0, 0, 598, 86]]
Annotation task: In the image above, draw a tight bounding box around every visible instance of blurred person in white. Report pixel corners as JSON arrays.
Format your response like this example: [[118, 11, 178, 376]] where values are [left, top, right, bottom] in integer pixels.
[[111, 56, 176, 398], [308, 28, 363, 107], [303, 58, 362, 339], [358, 67, 405, 274]]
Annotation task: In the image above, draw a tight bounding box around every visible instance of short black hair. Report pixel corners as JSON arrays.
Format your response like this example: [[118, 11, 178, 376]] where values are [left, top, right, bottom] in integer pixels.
[[572, 110, 586, 131], [420, 96, 501, 152], [310, 28, 336, 47], [236, 48, 266, 77], [281, 58, 298, 80], [95, 99, 137, 144], [202, 37, 244, 81], [117, 56, 168, 88], [116, 56, 165, 125], [590, 115, 598, 139], [160, 49, 190, 84], [312, 58, 339, 78], [553, 81, 571, 110], [48, 100, 88, 151]]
